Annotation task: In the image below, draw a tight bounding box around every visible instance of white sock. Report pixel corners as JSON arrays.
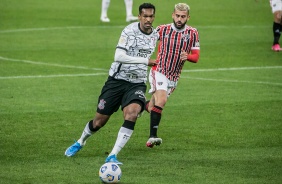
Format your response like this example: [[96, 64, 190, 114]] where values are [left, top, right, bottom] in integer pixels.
[[101, 0, 110, 18], [124, 0, 133, 17], [109, 127, 133, 156], [77, 122, 93, 145]]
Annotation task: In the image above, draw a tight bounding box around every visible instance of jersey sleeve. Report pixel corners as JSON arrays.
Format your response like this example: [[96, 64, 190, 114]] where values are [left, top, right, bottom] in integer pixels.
[[191, 29, 200, 50], [156, 25, 165, 41], [116, 26, 135, 51]]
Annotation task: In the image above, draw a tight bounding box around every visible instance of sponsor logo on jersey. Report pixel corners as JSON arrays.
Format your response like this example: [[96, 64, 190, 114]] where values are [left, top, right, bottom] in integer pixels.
[[98, 99, 106, 110], [135, 90, 145, 98], [137, 49, 151, 58], [139, 49, 151, 54]]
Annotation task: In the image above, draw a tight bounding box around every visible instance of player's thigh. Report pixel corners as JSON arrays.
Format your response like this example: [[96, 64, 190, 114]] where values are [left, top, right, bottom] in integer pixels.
[[96, 77, 124, 115], [273, 11, 282, 23], [148, 70, 169, 94]]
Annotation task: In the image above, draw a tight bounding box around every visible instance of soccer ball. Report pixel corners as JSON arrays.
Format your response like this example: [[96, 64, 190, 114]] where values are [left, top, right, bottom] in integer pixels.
[[99, 163, 122, 183]]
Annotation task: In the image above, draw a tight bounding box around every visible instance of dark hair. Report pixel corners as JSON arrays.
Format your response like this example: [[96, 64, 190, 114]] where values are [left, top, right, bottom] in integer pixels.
[[139, 3, 155, 14]]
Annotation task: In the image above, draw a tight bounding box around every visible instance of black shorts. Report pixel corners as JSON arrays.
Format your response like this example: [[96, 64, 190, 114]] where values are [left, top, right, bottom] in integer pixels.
[[96, 76, 147, 115]]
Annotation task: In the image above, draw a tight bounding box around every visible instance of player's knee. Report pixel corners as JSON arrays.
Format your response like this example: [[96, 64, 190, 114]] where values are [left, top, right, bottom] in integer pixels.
[[274, 11, 282, 22], [124, 101, 142, 119], [156, 96, 167, 108], [93, 114, 110, 128]]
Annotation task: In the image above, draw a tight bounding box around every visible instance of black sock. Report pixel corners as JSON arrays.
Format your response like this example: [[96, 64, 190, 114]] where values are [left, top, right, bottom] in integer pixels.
[[150, 105, 163, 137], [122, 120, 135, 130], [273, 22, 281, 45]]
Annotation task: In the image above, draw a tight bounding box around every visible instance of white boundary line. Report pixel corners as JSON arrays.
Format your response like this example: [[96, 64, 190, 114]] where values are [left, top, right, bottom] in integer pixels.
[[0, 26, 280, 86], [1, 73, 281, 86], [1, 56, 282, 73], [0, 73, 107, 79], [182, 66, 282, 72], [0, 25, 269, 34], [0, 56, 107, 71], [182, 76, 282, 86]]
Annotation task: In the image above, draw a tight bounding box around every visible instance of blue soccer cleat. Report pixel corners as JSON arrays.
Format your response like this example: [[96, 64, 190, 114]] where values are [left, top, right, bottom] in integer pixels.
[[105, 154, 123, 165], [65, 141, 84, 157]]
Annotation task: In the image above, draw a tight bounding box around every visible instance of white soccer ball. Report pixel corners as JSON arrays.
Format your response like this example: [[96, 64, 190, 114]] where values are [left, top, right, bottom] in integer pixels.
[[99, 163, 122, 183]]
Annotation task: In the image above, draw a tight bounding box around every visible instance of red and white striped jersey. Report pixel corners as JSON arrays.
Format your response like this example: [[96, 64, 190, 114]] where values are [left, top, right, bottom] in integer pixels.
[[153, 23, 200, 82]]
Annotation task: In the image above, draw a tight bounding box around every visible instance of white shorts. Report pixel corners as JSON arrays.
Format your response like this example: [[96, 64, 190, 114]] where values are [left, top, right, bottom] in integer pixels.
[[148, 69, 178, 97], [270, 0, 282, 13]]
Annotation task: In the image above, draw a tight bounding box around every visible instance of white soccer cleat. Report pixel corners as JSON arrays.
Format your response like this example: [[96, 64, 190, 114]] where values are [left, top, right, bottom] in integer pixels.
[[146, 137, 162, 148], [126, 15, 138, 22], [100, 17, 110, 23]]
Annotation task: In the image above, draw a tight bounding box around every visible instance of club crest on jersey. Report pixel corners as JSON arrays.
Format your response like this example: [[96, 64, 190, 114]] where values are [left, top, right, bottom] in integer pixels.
[[98, 99, 106, 110], [182, 34, 190, 42]]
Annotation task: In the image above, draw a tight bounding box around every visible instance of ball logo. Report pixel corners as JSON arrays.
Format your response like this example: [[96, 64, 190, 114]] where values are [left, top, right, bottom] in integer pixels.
[[111, 164, 119, 171], [100, 165, 108, 173], [106, 174, 115, 182]]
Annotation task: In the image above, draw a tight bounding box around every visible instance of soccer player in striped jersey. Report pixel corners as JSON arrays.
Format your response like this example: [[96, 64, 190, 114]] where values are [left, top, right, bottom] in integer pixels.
[[145, 3, 200, 148], [270, 0, 282, 51]]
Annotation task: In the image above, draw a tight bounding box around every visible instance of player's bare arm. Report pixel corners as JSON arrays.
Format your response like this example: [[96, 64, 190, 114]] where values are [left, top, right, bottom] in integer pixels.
[[148, 59, 157, 66], [180, 49, 200, 63]]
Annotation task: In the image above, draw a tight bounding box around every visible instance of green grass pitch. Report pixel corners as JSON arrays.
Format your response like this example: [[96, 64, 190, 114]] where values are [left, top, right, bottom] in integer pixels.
[[0, 0, 281, 183]]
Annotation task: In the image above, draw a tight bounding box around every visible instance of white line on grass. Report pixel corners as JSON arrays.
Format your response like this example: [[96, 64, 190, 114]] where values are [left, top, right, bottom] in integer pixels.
[[0, 25, 269, 34], [1, 56, 282, 72], [0, 73, 108, 79], [182, 66, 282, 72], [0, 56, 107, 71], [182, 76, 282, 86], [2, 74, 281, 86]]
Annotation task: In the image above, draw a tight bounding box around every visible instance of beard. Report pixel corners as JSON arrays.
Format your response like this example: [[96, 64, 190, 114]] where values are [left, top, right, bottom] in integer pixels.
[[173, 19, 187, 29]]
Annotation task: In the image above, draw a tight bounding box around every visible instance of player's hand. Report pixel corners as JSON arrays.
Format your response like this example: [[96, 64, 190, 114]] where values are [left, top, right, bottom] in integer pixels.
[[180, 50, 188, 61], [148, 59, 157, 66]]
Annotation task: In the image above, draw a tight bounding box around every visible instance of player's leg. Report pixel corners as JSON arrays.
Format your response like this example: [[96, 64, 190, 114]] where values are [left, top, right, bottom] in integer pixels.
[[272, 11, 282, 51], [65, 114, 110, 157], [105, 103, 141, 165], [106, 83, 145, 164], [101, 0, 111, 22], [146, 90, 166, 148], [146, 71, 169, 148], [124, 0, 138, 22], [271, 0, 282, 51], [65, 77, 121, 157]]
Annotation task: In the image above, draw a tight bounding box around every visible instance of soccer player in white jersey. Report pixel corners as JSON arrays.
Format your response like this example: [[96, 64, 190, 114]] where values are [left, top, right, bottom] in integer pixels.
[[100, 0, 138, 22], [145, 3, 200, 148], [270, 0, 282, 51], [65, 3, 158, 164]]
